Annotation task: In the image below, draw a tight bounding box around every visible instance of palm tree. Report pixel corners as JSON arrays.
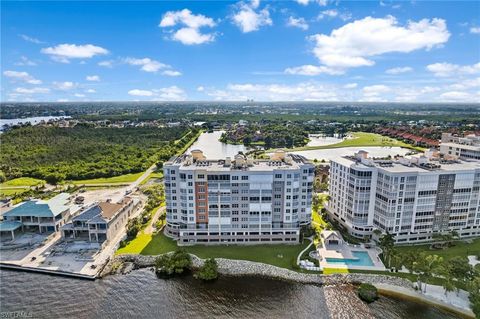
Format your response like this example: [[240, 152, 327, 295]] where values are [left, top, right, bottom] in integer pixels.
[[377, 232, 395, 268], [414, 254, 443, 293], [437, 265, 455, 296]]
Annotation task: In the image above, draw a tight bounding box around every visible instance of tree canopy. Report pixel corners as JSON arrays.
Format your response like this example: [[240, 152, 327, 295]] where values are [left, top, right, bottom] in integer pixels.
[[0, 126, 189, 182]]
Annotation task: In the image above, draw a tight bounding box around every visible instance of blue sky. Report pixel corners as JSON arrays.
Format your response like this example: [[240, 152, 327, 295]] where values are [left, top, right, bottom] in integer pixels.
[[1, 0, 479, 102]]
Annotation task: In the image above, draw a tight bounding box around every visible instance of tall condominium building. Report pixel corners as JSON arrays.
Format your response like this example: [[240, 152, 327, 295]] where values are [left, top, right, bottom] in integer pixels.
[[440, 133, 480, 160], [163, 150, 314, 245], [327, 150, 480, 244]]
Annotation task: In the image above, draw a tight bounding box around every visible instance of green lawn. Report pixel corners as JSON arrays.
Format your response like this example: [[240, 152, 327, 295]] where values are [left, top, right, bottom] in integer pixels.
[[69, 172, 144, 185], [1, 177, 45, 187], [140, 171, 164, 185], [323, 268, 350, 275], [117, 232, 309, 270], [395, 238, 480, 262], [0, 188, 30, 196], [284, 132, 424, 152]]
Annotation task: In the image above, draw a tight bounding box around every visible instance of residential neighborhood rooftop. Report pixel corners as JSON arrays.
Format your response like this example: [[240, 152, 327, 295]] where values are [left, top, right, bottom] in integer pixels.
[[3, 193, 76, 218]]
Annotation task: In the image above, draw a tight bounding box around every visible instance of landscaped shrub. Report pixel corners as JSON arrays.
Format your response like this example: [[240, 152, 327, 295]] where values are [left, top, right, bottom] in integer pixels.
[[194, 258, 218, 281], [155, 250, 192, 277], [357, 283, 378, 303], [126, 218, 141, 239]]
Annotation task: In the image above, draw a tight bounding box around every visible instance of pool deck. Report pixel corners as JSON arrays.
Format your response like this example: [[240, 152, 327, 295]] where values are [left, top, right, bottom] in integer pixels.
[[318, 241, 386, 271]]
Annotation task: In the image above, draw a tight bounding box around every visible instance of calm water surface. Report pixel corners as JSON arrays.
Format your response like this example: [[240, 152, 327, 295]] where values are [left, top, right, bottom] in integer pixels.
[[187, 131, 250, 159], [306, 134, 344, 147], [0, 116, 70, 130], [0, 269, 459, 319], [187, 132, 411, 161]]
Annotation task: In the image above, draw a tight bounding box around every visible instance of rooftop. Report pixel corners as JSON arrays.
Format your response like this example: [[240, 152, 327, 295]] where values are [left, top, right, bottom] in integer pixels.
[[72, 199, 129, 224], [167, 150, 312, 171], [3, 193, 73, 218], [335, 151, 480, 173], [0, 221, 23, 232]]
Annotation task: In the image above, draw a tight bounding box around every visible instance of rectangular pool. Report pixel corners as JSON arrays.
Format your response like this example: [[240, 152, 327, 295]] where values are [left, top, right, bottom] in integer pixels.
[[325, 251, 374, 267]]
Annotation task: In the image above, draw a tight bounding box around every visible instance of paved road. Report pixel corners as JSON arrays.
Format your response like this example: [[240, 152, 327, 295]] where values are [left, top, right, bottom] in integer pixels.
[[144, 206, 166, 234], [128, 164, 158, 191]]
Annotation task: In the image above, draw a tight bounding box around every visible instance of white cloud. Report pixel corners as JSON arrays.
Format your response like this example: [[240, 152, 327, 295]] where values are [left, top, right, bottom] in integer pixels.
[[3, 71, 42, 84], [14, 87, 50, 94], [85, 89, 96, 93], [15, 56, 37, 66], [74, 93, 86, 98], [284, 65, 343, 76], [426, 62, 480, 77], [448, 77, 480, 90], [41, 44, 108, 63], [159, 9, 216, 45], [98, 60, 114, 68], [470, 27, 480, 34], [232, 1, 272, 33], [128, 86, 187, 100], [439, 91, 474, 101], [19, 34, 44, 44], [123, 57, 168, 72], [309, 16, 449, 70], [155, 86, 187, 101], [200, 80, 478, 102], [172, 27, 215, 45], [197, 86, 205, 92], [86, 75, 100, 81], [362, 84, 390, 97], [123, 57, 181, 75], [162, 70, 182, 77], [317, 9, 352, 21], [160, 8, 215, 28], [295, 0, 327, 5], [385, 66, 413, 74], [57, 99, 69, 102], [287, 17, 309, 30], [206, 82, 339, 101], [343, 83, 358, 89], [53, 81, 77, 90], [128, 89, 154, 96]]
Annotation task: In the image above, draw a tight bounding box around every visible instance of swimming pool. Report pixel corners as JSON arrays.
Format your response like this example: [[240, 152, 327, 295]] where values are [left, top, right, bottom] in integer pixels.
[[325, 251, 374, 267]]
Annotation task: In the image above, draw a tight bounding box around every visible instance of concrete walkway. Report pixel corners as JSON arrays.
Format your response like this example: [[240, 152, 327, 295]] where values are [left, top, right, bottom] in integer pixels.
[[297, 236, 314, 265], [144, 206, 165, 234]]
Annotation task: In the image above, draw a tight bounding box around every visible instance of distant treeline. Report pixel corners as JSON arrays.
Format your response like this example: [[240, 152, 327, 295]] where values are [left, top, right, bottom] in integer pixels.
[[0, 126, 192, 183]]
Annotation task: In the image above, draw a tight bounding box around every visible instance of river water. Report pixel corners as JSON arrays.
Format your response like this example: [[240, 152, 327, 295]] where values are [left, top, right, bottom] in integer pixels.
[[188, 131, 411, 161], [0, 116, 70, 131], [0, 269, 459, 319]]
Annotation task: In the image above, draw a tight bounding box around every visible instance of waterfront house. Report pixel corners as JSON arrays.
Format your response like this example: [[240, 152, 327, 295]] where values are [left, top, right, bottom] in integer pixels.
[[1, 193, 76, 236], [61, 197, 135, 243]]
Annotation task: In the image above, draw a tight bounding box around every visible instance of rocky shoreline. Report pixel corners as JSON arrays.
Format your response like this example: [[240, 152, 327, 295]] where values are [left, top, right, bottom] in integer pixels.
[[102, 253, 412, 289]]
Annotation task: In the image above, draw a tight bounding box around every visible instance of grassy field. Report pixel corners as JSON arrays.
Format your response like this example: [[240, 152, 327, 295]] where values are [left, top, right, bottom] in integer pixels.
[[177, 129, 203, 155], [0, 188, 30, 196], [323, 268, 350, 275], [70, 172, 144, 185], [117, 232, 309, 270], [140, 171, 164, 185], [284, 132, 425, 152], [395, 238, 480, 262], [1, 177, 45, 187]]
